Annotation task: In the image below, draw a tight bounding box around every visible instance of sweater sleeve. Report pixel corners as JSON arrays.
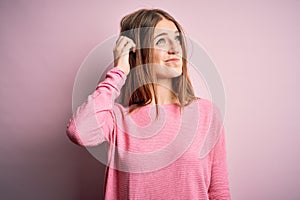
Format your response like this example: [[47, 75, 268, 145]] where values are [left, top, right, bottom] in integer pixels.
[[208, 105, 231, 199], [66, 66, 127, 147], [208, 127, 231, 199]]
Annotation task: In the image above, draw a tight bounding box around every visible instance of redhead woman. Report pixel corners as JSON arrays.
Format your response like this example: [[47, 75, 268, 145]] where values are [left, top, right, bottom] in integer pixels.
[[66, 8, 231, 200]]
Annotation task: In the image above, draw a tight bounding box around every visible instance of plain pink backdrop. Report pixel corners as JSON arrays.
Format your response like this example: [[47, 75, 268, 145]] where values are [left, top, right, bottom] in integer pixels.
[[1, 0, 299, 199]]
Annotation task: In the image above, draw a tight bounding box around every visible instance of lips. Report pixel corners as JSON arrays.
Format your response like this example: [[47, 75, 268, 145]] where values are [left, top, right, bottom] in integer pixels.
[[165, 58, 180, 62]]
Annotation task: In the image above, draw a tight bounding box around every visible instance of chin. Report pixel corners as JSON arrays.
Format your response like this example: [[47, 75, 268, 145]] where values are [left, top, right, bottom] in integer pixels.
[[156, 68, 182, 79]]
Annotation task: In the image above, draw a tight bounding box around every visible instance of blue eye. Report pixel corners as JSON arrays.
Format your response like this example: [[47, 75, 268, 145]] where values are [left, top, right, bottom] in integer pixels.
[[176, 35, 181, 42], [156, 38, 166, 45]]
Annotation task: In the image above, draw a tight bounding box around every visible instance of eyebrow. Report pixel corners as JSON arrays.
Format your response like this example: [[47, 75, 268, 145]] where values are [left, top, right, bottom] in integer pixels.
[[154, 30, 179, 39]]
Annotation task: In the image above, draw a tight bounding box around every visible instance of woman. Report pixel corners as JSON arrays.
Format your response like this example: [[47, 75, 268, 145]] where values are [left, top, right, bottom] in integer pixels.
[[66, 8, 231, 199]]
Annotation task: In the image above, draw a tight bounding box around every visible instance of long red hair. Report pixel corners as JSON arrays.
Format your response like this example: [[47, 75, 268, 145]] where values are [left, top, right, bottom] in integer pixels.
[[115, 8, 198, 119]]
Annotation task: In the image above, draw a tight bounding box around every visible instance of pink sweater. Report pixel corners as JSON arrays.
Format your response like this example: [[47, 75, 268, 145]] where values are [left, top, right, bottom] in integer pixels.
[[66, 66, 231, 199]]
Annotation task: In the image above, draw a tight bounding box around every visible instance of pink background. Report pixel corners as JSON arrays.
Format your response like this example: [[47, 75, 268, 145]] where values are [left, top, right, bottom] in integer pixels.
[[1, 0, 299, 199]]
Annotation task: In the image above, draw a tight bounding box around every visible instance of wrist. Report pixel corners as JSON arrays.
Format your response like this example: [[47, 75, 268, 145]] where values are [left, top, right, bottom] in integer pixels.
[[116, 66, 129, 75]]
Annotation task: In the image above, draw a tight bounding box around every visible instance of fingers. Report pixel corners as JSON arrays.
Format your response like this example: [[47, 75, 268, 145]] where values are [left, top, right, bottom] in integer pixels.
[[115, 36, 136, 53], [116, 36, 128, 49]]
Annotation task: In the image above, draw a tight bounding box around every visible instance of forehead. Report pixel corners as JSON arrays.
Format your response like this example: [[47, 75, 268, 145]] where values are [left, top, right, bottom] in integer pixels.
[[154, 19, 179, 34]]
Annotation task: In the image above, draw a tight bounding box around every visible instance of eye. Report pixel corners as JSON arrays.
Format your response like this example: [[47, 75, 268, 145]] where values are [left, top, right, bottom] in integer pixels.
[[175, 35, 181, 42], [156, 38, 166, 45]]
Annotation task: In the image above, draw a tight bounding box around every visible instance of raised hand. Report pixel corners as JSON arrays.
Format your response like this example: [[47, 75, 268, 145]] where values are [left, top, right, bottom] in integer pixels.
[[113, 36, 136, 75]]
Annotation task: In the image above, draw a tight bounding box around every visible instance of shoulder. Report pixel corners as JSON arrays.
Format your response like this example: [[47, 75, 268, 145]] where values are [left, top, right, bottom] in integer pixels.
[[193, 97, 224, 121], [112, 102, 140, 117], [193, 97, 215, 111], [112, 102, 129, 112]]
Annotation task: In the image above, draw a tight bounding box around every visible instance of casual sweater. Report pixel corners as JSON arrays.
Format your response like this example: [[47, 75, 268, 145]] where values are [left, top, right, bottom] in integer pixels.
[[66, 66, 231, 200]]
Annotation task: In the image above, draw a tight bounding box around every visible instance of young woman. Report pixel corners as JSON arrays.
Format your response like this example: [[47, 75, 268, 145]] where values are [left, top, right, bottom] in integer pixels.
[[66, 8, 231, 200]]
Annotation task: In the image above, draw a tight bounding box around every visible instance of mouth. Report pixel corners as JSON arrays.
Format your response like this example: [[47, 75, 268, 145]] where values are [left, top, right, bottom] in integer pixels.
[[165, 58, 180, 62]]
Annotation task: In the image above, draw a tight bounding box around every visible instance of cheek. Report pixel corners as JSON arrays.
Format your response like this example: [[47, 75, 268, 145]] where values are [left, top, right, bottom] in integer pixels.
[[152, 50, 165, 63]]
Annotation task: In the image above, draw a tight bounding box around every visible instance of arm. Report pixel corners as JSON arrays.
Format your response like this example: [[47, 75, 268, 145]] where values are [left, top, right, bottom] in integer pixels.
[[66, 66, 127, 147], [208, 124, 231, 199]]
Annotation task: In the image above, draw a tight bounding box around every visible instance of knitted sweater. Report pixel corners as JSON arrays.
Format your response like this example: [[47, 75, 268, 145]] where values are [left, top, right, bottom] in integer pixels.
[[66, 66, 231, 199]]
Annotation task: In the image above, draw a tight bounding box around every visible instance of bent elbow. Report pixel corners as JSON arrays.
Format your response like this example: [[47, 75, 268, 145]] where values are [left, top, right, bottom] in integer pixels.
[[65, 116, 107, 147], [66, 119, 84, 146]]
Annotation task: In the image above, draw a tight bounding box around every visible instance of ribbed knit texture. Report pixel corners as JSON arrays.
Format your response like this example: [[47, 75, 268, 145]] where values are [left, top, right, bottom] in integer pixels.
[[66, 66, 231, 200]]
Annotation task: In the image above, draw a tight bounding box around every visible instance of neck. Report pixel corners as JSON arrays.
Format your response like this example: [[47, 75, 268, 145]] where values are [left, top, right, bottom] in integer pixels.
[[150, 78, 179, 105]]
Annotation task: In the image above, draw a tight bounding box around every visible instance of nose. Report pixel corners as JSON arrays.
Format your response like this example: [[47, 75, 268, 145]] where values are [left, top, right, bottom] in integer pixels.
[[167, 39, 180, 54]]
